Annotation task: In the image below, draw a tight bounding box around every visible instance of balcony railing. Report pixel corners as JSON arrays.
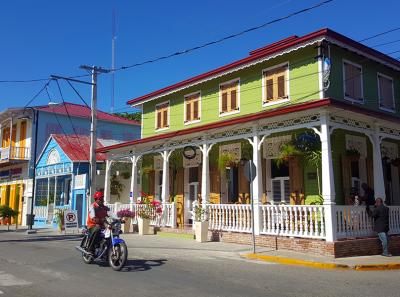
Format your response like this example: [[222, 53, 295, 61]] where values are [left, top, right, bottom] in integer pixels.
[[0, 146, 30, 161]]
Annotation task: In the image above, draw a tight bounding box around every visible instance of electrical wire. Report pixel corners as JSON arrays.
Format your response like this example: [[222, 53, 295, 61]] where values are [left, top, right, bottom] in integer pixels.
[[23, 80, 52, 108], [358, 27, 400, 42], [54, 79, 91, 161], [65, 80, 90, 108], [112, 0, 334, 72]]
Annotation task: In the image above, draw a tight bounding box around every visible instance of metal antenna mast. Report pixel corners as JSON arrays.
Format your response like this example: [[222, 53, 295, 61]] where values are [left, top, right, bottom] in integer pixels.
[[111, 8, 116, 113]]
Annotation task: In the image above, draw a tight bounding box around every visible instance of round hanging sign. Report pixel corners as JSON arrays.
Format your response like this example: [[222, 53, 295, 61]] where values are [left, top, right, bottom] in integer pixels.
[[183, 146, 197, 160]]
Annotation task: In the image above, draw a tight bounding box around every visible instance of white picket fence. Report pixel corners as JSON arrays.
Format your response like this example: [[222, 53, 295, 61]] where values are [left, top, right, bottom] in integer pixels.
[[260, 205, 326, 239]]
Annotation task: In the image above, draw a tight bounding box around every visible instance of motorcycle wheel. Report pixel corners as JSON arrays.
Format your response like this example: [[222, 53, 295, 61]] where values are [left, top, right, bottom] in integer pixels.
[[108, 242, 128, 271]]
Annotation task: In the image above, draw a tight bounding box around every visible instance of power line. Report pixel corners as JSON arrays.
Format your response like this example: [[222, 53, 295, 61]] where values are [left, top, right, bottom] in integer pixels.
[[65, 79, 90, 108], [113, 0, 334, 72], [23, 80, 52, 108], [358, 27, 400, 42], [371, 39, 400, 48], [0, 74, 91, 84], [54, 79, 91, 161]]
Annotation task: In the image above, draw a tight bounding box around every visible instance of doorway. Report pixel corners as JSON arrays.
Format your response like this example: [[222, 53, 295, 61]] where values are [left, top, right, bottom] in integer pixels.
[[184, 166, 199, 226]]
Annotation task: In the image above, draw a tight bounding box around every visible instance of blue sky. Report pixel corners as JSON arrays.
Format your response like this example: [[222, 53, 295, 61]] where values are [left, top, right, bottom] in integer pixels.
[[0, 0, 399, 113]]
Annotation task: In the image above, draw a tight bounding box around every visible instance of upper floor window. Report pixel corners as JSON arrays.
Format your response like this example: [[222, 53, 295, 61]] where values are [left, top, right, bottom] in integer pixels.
[[155, 101, 169, 130], [343, 60, 363, 102], [263, 63, 289, 105], [184, 92, 201, 124], [378, 73, 395, 112], [219, 79, 240, 116]]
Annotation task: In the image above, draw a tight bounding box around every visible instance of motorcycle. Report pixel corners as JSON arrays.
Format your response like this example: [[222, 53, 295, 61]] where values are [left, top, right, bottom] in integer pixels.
[[75, 217, 128, 271]]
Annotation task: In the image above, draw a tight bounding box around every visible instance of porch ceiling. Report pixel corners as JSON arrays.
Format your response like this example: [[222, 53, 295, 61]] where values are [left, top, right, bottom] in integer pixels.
[[99, 98, 400, 160]]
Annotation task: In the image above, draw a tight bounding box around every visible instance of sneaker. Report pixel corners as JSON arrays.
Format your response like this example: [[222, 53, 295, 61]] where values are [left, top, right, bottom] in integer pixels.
[[382, 253, 392, 257]]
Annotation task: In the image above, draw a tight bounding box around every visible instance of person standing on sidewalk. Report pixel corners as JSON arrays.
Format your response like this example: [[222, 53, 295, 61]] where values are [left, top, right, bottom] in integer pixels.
[[367, 198, 392, 257]]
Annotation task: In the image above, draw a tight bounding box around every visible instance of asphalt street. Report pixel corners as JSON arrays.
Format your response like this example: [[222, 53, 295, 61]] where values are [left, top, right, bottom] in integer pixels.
[[0, 230, 399, 297]]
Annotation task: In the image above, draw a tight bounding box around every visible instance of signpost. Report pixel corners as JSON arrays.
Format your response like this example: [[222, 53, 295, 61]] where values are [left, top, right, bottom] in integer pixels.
[[244, 160, 257, 254], [64, 210, 79, 234]]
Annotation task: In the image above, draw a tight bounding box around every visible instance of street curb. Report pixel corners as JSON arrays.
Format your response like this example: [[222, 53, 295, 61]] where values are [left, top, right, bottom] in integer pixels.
[[242, 253, 400, 271]]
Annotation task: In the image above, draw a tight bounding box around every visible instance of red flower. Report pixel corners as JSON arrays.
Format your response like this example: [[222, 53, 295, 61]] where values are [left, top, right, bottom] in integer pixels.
[[156, 207, 163, 214]]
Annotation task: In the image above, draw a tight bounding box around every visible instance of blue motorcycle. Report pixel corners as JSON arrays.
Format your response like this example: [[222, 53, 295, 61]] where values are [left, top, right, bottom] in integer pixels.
[[76, 217, 128, 271]]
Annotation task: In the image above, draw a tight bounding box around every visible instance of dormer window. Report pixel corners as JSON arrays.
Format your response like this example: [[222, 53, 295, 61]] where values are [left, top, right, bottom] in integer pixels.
[[219, 79, 240, 116]]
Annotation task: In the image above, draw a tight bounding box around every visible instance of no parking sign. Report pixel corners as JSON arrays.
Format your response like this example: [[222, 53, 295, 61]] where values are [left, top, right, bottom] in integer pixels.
[[64, 210, 79, 233]]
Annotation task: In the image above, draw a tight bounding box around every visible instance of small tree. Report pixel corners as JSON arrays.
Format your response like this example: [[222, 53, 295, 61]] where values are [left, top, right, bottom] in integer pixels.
[[0, 205, 19, 231]]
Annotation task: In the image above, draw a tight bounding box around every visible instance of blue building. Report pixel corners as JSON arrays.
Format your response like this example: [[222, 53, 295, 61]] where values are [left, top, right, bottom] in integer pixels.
[[0, 102, 140, 226], [34, 134, 107, 227]]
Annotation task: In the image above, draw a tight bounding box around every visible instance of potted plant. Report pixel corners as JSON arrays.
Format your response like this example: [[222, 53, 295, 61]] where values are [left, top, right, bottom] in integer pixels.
[[136, 194, 163, 235], [193, 204, 209, 243], [276, 143, 301, 167], [54, 209, 65, 233], [0, 205, 19, 231], [117, 208, 135, 233], [345, 148, 361, 161]]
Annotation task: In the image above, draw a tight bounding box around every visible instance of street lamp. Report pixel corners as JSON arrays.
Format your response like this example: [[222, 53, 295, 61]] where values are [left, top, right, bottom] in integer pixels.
[[19, 107, 39, 233]]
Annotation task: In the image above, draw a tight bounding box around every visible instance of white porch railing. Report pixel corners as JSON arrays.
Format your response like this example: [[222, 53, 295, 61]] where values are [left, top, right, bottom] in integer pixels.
[[335, 206, 400, 239], [207, 204, 252, 233], [260, 205, 326, 239], [33, 206, 48, 218]]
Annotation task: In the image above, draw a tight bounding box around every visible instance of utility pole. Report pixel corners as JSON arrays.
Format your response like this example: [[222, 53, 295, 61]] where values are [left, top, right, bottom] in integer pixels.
[[79, 66, 109, 205]]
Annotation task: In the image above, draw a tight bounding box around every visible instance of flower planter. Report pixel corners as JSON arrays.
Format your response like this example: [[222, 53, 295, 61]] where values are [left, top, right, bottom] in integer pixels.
[[138, 217, 151, 235], [122, 217, 132, 234], [195, 221, 209, 243]]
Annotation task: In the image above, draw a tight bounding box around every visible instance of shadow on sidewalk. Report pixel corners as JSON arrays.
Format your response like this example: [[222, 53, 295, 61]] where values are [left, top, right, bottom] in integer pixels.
[[118, 259, 168, 272]]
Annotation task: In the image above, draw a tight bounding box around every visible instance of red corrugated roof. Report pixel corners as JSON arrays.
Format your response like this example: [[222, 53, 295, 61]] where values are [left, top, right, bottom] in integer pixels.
[[35, 102, 140, 125], [127, 28, 400, 106], [52, 134, 106, 162]]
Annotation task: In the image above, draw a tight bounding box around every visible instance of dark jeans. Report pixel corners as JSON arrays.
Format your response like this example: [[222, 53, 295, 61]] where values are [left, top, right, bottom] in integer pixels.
[[378, 232, 389, 255], [86, 225, 101, 253]]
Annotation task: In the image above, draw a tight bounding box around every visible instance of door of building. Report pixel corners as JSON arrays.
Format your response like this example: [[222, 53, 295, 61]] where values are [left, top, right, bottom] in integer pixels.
[[75, 192, 84, 227], [184, 167, 199, 226]]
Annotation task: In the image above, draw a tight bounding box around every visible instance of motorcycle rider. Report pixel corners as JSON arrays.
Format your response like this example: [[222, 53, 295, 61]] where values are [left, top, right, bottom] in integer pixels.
[[85, 191, 110, 255]]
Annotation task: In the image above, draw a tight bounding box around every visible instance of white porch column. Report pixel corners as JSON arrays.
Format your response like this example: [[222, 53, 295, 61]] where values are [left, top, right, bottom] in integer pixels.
[[200, 143, 212, 208], [161, 150, 172, 205], [315, 113, 336, 242], [104, 160, 113, 204], [248, 127, 266, 236], [370, 125, 386, 201], [130, 156, 138, 204]]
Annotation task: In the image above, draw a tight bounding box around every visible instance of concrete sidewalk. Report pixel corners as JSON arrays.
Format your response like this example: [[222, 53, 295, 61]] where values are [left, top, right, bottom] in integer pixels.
[[3, 226, 400, 270]]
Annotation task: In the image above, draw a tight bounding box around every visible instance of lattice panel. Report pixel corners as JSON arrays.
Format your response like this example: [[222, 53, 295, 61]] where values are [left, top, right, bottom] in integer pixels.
[[258, 114, 320, 134], [381, 141, 399, 159], [263, 135, 292, 159], [330, 115, 372, 131], [379, 126, 400, 138]]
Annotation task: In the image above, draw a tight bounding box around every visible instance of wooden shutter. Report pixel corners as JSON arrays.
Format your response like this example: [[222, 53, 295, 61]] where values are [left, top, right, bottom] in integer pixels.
[[344, 63, 353, 97], [163, 109, 168, 127], [277, 75, 285, 98], [186, 102, 191, 122], [266, 79, 274, 101], [379, 75, 394, 109], [157, 111, 162, 129], [193, 100, 199, 120], [341, 155, 352, 204], [289, 156, 304, 197], [231, 89, 237, 110], [221, 92, 228, 113]]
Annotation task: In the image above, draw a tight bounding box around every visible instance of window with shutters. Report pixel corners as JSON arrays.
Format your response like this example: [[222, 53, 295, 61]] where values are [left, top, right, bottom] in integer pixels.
[[219, 79, 240, 116], [378, 73, 395, 112], [155, 101, 170, 131], [343, 60, 363, 102], [270, 160, 290, 204], [184, 91, 201, 124], [263, 63, 289, 105]]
